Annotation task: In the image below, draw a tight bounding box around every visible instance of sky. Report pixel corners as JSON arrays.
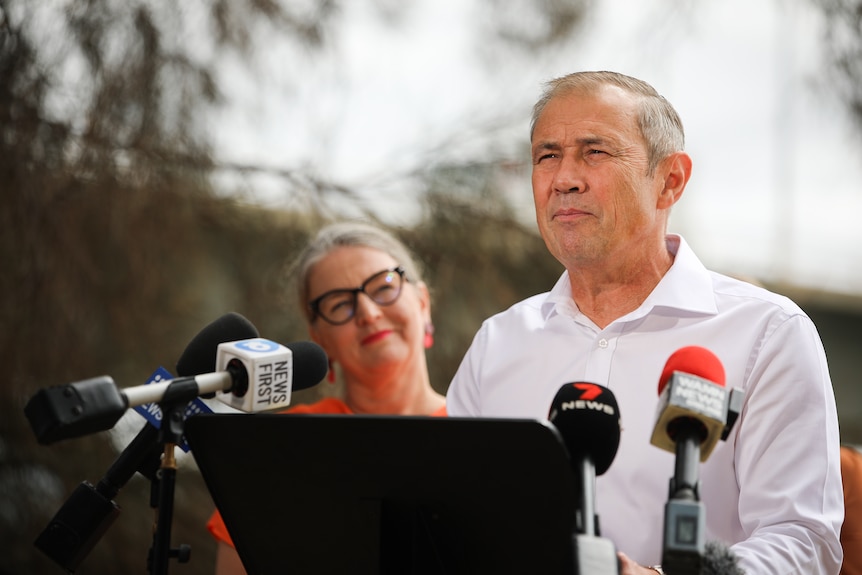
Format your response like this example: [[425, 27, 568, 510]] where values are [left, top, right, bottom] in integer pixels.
[[209, 0, 862, 296]]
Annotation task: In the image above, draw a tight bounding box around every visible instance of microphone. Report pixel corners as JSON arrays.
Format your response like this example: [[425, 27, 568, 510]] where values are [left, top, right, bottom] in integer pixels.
[[650, 346, 743, 574], [210, 338, 328, 412], [175, 311, 258, 377], [172, 311, 328, 412], [548, 383, 621, 478], [650, 346, 732, 462], [133, 312, 261, 449], [25, 317, 329, 444], [701, 540, 744, 575], [549, 382, 622, 575]]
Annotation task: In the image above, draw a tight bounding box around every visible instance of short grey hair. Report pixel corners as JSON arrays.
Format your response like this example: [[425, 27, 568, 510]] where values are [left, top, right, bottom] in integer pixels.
[[530, 71, 685, 173], [291, 221, 426, 321]]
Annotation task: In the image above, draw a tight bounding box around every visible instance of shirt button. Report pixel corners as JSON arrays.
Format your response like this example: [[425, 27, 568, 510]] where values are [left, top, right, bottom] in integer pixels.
[[598, 338, 609, 349]]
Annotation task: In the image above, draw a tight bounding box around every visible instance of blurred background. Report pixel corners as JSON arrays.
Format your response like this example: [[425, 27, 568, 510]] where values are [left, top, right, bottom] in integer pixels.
[[3, 0, 861, 573]]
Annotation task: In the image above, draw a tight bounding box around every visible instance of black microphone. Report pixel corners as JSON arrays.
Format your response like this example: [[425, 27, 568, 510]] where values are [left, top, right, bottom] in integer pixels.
[[174, 312, 328, 411], [176, 312, 258, 377], [548, 382, 622, 575], [25, 315, 329, 444], [549, 382, 621, 534], [701, 540, 744, 575], [24, 312, 256, 444]]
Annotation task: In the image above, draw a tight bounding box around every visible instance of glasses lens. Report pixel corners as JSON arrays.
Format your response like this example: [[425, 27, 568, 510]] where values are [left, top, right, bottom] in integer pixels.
[[312, 268, 405, 325], [316, 291, 356, 325], [366, 269, 403, 305]]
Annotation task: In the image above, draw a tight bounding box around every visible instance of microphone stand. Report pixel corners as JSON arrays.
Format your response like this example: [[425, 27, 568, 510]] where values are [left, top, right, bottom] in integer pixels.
[[571, 458, 619, 575], [661, 426, 705, 574], [146, 379, 201, 575], [33, 380, 199, 574]]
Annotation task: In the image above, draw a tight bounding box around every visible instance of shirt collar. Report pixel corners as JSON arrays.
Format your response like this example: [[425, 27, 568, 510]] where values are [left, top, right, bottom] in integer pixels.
[[541, 234, 718, 323]]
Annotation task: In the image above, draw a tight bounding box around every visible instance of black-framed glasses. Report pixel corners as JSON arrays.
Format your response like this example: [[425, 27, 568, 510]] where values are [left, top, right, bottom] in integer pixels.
[[308, 266, 407, 325]]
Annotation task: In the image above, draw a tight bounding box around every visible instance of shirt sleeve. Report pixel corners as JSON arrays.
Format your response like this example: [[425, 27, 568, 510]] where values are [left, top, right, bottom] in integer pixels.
[[445, 322, 487, 416], [730, 314, 843, 574]]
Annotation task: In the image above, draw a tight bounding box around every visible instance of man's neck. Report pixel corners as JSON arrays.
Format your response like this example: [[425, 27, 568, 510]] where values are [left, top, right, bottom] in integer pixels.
[[567, 246, 674, 329]]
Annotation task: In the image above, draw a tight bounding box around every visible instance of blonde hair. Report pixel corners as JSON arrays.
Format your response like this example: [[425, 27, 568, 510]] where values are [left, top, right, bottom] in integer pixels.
[[291, 221, 426, 321]]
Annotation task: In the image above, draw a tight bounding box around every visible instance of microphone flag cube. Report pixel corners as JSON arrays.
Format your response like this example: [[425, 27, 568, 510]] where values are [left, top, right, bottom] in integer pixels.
[[650, 372, 729, 461], [215, 338, 294, 413]]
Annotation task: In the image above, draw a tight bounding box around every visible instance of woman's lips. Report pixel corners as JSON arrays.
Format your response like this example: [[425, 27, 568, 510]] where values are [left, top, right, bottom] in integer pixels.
[[362, 330, 392, 345]]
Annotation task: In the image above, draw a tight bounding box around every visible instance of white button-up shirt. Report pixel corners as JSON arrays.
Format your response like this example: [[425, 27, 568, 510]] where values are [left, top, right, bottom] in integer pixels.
[[447, 234, 843, 574]]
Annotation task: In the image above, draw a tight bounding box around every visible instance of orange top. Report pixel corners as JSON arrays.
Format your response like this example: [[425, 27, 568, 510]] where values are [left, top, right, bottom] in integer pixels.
[[205, 398, 446, 546], [841, 445, 862, 575]]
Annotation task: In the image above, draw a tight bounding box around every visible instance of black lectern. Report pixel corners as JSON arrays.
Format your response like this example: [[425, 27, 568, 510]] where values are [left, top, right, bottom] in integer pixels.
[[184, 414, 579, 575]]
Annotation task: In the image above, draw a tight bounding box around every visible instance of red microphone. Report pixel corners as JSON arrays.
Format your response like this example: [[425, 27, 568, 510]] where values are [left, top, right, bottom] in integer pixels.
[[658, 345, 726, 394], [650, 346, 730, 461]]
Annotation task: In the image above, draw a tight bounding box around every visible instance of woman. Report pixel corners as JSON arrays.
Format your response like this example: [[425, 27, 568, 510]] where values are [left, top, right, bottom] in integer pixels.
[[208, 221, 446, 574]]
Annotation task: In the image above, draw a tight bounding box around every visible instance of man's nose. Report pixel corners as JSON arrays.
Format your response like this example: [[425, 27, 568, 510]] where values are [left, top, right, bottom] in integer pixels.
[[553, 156, 586, 194]]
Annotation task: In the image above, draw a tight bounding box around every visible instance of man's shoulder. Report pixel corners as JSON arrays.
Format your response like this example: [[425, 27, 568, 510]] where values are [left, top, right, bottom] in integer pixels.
[[483, 291, 553, 324], [710, 271, 807, 317]]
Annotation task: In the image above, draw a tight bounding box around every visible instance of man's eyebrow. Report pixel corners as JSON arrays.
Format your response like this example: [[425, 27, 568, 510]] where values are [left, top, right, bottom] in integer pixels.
[[532, 136, 614, 154], [532, 141, 561, 153], [579, 136, 607, 146]]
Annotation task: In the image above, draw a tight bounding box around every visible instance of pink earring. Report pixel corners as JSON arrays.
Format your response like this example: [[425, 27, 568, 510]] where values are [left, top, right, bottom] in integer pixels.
[[327, 359, 336, 384], [424, 323, 435, 349]]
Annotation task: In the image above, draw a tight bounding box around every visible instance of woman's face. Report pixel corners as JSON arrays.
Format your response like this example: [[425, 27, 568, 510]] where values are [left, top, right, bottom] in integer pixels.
[[305, 245, 430, 381]]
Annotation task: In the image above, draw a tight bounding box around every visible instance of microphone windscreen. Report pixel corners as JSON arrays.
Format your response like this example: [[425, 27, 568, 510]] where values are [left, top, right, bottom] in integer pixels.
[[548, 383, 621, 475], [176, 312, 260, 376], [659, 346, 726, 394], [284, 341, 329, 391], [701, 540, 744, 575]]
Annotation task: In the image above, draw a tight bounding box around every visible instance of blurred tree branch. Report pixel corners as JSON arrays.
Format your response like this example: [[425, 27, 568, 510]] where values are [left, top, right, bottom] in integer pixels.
[[812, 0, 862, 133]]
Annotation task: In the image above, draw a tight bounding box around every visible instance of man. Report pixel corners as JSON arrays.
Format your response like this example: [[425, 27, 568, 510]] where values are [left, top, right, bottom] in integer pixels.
[[446, 71, 843, 574]]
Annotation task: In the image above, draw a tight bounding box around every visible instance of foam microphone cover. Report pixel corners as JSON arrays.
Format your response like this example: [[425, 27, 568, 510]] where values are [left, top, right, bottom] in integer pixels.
[[285, 340, 329, 391], [701, 540, 744, 575], [659, 345, 726, 394], [548, 383, 621, 475], [176, 312, 259, 376]]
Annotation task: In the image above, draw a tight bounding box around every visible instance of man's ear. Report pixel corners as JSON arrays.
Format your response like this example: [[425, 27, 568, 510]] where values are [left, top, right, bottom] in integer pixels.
[[657, 151, 692, 209]]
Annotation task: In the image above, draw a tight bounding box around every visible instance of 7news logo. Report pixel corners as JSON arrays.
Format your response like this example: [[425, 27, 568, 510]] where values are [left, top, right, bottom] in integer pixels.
[[560, 383, 616, 415]]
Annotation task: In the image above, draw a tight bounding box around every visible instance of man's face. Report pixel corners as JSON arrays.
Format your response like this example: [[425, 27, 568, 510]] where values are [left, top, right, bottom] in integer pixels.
[[530, 85, 667, 270]]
